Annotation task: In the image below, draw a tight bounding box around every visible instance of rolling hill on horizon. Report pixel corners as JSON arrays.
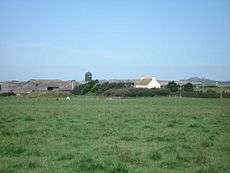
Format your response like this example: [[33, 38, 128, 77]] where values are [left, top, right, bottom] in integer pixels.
[[179, 77, 230, 86]]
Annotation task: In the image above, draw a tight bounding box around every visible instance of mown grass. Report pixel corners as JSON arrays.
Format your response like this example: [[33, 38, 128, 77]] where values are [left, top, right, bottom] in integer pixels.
[[0, 96, 229, 172]]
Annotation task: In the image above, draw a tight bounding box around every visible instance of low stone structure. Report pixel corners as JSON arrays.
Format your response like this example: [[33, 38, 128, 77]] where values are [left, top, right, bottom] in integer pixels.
[[0, 80, 76, 94]]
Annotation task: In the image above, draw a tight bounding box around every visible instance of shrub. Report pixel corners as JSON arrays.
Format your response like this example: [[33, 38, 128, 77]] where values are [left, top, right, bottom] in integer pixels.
[[72, 80, 99, 95], [129, 88, 153, 97], [183, 83, 194, 92], [72, 80, 133, 95], [151, 88, 171, 96], [103, 88, 130, 97], [103, 88, 171, 97], [223, 92, 230, 98], [166, 81, 179, 92], [206, 89, 217, 94]]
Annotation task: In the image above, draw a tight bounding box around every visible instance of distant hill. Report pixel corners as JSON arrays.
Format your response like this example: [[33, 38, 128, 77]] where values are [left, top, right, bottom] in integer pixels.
[[178, 77, 230, 86]]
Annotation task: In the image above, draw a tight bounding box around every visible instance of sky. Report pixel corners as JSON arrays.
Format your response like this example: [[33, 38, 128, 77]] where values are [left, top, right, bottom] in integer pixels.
[[0, 0, 229, 81]]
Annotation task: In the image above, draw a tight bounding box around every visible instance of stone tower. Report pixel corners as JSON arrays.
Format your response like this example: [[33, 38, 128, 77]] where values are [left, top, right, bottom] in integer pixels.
[[85, 72, 92, 81]]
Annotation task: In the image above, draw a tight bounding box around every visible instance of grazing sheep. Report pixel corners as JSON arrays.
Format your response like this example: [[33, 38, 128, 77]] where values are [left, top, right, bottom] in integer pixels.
[[106, 97, 113, 101], [66, 96, 70, 101]]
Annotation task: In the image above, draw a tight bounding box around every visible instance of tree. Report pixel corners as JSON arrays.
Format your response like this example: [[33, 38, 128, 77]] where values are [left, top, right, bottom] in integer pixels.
[[166, 81, 179, 92], [183, 83, 194, 92], [72, 80, 99, 95], [72, 80, 129, 95]]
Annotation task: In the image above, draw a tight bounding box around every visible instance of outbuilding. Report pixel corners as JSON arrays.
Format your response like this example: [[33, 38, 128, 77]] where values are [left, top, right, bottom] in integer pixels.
[[135, 76, 161, 89]]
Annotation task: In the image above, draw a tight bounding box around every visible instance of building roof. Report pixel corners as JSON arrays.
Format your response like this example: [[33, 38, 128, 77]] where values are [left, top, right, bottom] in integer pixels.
[[136, 77, 152, 85], [85, 72, 92, 75]]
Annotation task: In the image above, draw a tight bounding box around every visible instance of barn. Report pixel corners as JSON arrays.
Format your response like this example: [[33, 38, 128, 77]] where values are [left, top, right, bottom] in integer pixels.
[[0, 80, 76, 94], [135, 76, 161, 89]]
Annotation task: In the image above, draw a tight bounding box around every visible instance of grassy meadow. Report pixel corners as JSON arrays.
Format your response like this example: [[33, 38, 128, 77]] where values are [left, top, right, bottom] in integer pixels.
[[0, 96, 230, 173]]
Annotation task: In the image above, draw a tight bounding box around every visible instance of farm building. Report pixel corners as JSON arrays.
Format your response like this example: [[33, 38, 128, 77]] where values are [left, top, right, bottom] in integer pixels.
[[135, 76, 161, 88], [0, 80, 76, 94]]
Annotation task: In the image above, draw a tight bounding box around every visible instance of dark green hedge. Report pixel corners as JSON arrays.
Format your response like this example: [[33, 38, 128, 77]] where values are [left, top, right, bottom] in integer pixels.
[[103, 88, 170, 97], [72, 80, 230, 98], [72, 80, 134, 95], [103, 88, 230, 98]]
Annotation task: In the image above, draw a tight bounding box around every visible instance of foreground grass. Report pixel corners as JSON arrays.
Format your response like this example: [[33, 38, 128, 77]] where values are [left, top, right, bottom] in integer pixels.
[[0, 96, 229, 173]]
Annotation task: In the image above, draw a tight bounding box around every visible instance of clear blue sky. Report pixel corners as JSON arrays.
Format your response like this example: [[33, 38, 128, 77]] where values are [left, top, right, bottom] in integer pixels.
[[0, 0, 229, 81]]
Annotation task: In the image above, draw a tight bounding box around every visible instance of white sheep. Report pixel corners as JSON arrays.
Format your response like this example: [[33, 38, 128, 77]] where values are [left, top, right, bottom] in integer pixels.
[[66, 96, 71, 101]]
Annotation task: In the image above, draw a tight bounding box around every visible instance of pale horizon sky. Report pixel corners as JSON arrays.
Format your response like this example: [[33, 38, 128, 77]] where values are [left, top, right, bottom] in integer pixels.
[[0, 0, 230, 81]]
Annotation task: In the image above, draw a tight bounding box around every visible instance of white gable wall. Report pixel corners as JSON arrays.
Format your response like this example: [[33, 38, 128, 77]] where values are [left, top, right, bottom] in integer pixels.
[[147, 78, 161, 88]]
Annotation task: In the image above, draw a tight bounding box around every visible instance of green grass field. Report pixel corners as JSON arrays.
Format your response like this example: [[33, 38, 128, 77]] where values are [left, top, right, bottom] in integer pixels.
[[0, 96, 230, 173]]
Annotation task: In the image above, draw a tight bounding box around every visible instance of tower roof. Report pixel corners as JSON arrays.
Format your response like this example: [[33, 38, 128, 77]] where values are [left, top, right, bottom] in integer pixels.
[[85, 71, 92, 75]]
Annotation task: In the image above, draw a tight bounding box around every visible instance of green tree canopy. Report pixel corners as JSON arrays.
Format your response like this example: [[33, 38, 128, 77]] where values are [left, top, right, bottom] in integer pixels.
[[183, 82, 194, 92], [166, 81, 179, 92]]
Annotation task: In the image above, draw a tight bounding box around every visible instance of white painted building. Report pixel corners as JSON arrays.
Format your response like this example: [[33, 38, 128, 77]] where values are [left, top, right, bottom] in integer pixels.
[[135, 76, 161, 89]]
